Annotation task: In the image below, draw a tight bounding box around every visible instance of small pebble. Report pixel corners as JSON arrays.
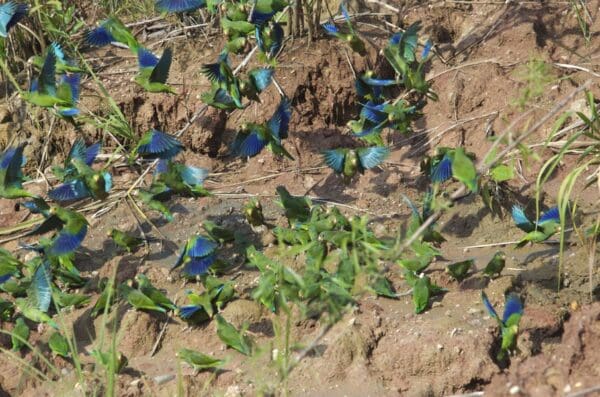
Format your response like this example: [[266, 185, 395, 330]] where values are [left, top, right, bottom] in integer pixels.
[[153, 374, 175, 385], [509, 385, 521, 395]]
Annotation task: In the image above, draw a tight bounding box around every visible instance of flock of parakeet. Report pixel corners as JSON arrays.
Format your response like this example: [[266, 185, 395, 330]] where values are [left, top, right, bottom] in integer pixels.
[[0, 0, 565, 367]]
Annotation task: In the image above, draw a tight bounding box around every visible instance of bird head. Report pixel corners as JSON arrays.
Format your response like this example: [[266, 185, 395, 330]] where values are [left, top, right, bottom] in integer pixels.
[[49, 206, 58, 215], [239, 80, 247, 91], [240, 123, 249, 132], [106, 229, 115, 238]]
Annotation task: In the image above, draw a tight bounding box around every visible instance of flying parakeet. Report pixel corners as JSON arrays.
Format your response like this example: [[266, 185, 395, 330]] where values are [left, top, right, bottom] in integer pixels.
[[321, 3, 366, 55], [51, 138, 101, 182], [134, 47, 176, 94], [0, 1, 28, 37], [172, 235, 219, 277], [322, 146, 389, 182], [85, 16, 140, 52], [24, 206, 88, 257], [512, 205, 560, 247], [482, 291, 523, 362], [131, 129, 183, 161], [156, 0, 206, 13], [48, 158, 112, 202], [0, 144, 37, 199]]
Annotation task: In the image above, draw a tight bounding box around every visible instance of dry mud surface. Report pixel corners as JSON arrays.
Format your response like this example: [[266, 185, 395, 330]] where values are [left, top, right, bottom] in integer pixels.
[[1, 1, 600, 396]]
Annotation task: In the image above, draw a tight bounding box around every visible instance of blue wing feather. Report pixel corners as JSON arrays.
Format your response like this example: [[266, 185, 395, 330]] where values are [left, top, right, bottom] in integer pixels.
[[538, 206, 559, 225], [357, 146, 389, 169], [268, 97, 291, 140], [322, 22, 339, 35], [431, 154, 452, 183], [322, 150, 345, 173], [156, 0, 206, 13], [137, 47, 159, 69], [49, 225, 87, 256], [85, 25, 114, 47], [85, 143, 101, 165], [502, 294, 523, 324], [48, 180, 90, 202], [201, 62, 224, 83], [178, 305, 203, 319], [250, 68, 274, 92], [188, 236, 218, 258], [180, 165, 208, 186], [0, 2, 28, 35], [421, 40, 432, 60], [30, 261, 52, 312], [139, 129, 183, 160], [360, 102, 387, 123], [250, 10, 275, 25], [236, 131, 268, 157], [389, 32, 402, 46], [481, 291, 500, 322], [183, 254, 216, 276], [511, 205, 534, 232]]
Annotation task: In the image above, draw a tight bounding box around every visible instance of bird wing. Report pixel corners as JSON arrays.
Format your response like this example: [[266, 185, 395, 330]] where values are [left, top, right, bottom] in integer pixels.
[[85, 21, 115, 47], [431, 153, 452, 183], [322, 149, 345, 173], [27, 261, 52, 312], [502, 294, 523, 327], [481, 291, 502, 325], [149, 47, 172, 84], [249, 68, 274, 93], [38, 50, 57, 95], [357, 146, 389, 169], [49, 224, 87, 256], [179, 164, 208, 187], [183, 254, 216, 277], [156, 0, 206, 13], [538, 206, 559, 226], [233, 129, 268, 158], [511, 205, 534, 233], [26, 215, 64, 236], [267, 97, 291, 140], [187, 236, 218, 258], [48, 180, 90, 202]]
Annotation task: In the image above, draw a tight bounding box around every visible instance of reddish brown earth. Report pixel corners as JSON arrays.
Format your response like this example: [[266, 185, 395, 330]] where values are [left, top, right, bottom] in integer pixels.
[[1, 1, 599, 396]]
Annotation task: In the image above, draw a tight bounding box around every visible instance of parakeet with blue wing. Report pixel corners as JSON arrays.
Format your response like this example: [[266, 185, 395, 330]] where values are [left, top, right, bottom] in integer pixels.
[[131, 129, 183, 162], [322, 146, 389, 182], [482, 291, 523, 361], [85, 16, 140, 53], [321, 3, 366, 55], [511, 205, 560, 247], [0, 144, 37, 199], [134, 47, 176, 94], [172, 235, 219, 277]]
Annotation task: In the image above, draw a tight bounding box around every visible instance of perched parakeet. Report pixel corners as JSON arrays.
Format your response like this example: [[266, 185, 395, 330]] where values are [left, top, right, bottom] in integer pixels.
[[0, 144, 36, 199], [239, 67, 274, 102], [243, 198, 264, 227], [48, 331, 70, 358], [446, 259, 474, 281], [91, 277, 116, 318], [134, 47, 176, 94], [29, 42, 84, 74], [202, 221, 235, 243], [0, 248, 22, 284], [48, 158, 112, 202], [482, 291, 523, 361], [483, 251, 506, 278], [118, 281, 167, 313], [232, 96, 292, 159], [11, 317, 30, 351], [321, 3, 366, 55], [108, 229, 146, 253], [255, 21, 283, 59], [156, 0, 206, 13], [51, 138, 101, 182], [85, 16, 139, 52], [0, 1, 27, 37], [24, 206, 88, 257], [131, 129, 183, 161], [155, 160, 210, 197], [276, 186, 311, 224], [172, 235, 219, 277], [322, 146, 389, 181], [512, 205, 560, 247], [177, 349, 224, 371], [135, 274, 176, 311], [402, 192, 445, 243]]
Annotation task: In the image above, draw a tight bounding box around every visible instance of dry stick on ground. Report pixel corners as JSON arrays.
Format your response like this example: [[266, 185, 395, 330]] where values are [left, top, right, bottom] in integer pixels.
[[566, 385, 600, 397], [391, 80, 591, 257]]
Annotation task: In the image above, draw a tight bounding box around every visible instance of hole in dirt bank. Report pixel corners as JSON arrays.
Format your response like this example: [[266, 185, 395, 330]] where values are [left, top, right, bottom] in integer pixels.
[[433, 25, 455, 44], [533, 17, 549, 48]]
